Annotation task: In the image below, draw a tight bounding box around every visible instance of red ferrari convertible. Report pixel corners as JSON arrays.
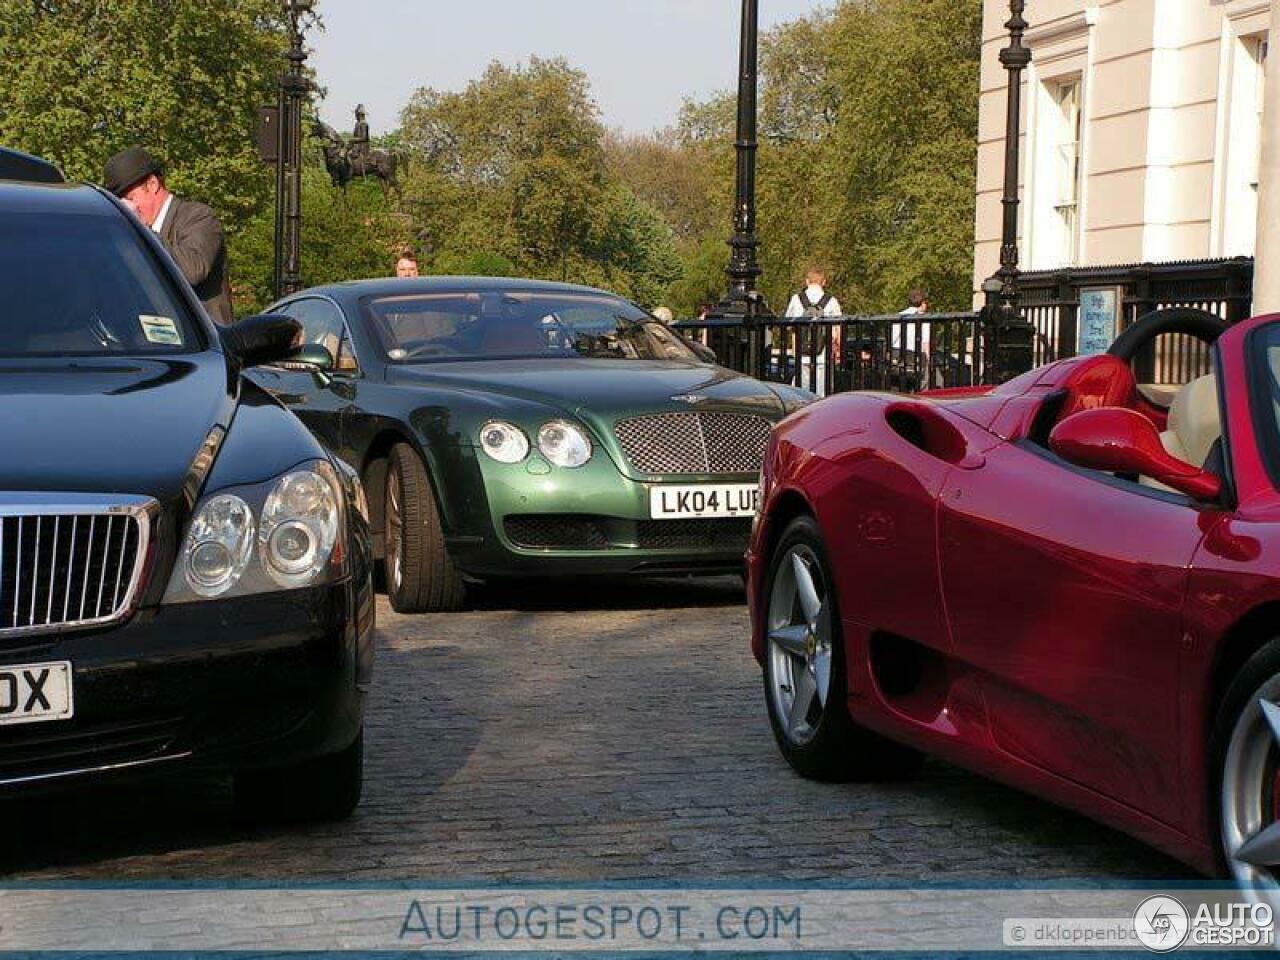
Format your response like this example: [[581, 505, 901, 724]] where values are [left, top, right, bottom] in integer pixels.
[[747, 311, 1280, 882]]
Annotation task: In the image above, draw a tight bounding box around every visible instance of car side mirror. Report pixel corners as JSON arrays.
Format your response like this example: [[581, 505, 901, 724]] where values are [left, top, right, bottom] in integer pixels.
[[1049, 408, 1222, 501], [221, 314, 301, 369], [292, 343, 335, 370]]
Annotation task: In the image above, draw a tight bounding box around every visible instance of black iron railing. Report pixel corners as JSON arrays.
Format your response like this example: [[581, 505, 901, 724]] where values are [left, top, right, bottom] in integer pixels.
[[681, 258, 1256, 397], [676, 313, 990, 396], [1020, 258, 1254, 370]]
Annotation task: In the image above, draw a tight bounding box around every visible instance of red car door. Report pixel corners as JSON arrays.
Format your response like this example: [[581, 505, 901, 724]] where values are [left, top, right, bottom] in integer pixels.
[[937, 442, 1206, 827]]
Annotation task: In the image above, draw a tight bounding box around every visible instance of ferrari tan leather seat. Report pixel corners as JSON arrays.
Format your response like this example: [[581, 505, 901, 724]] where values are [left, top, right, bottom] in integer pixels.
[[1139, 373, 1221, 490]]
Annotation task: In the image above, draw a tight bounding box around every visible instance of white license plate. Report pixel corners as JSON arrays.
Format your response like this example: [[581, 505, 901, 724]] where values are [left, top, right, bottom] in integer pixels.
[[649, 483, 760, 520], [0, 661, 73, 726]]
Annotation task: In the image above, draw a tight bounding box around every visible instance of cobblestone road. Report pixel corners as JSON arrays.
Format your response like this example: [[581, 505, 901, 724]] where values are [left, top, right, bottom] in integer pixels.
[[1, 579, 1192, 882]]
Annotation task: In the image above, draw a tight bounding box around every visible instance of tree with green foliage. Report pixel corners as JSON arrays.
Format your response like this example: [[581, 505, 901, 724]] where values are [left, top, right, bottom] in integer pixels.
[[0, 0, 288, 230], [624, 0, 982, 317], [230, 164, 414, 309], [397, 57, 682, 308]]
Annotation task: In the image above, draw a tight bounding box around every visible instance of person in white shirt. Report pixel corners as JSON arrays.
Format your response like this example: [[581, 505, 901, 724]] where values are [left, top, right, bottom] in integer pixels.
[[783, 268, 842, 395], [895, 288, 933, 388], [785, 268, 843, 319]]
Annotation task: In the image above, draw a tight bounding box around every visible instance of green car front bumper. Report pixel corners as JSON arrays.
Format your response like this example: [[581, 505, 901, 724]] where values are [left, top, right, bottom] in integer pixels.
[[440, 444, 755, 579]]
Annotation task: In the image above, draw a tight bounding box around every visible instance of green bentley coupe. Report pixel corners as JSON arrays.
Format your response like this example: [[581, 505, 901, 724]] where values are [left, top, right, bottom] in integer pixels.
[[251, 278, 813, 612]]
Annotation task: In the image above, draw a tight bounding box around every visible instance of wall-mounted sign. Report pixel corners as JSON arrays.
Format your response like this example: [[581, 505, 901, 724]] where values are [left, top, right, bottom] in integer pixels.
[[1078, 287, 1123, 356]]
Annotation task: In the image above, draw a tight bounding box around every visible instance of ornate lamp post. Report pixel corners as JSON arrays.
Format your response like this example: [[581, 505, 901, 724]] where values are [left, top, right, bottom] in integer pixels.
[[274, 0, 313, 298], [724, 0, 762, 313], [992, 0, 1029, 318], [983, 0, 1035, 381], [706, 0, 764, 373]]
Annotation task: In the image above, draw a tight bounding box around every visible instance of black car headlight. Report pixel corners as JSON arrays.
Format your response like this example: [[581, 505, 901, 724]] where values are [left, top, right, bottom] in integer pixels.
[[164, 459, 346, 603]]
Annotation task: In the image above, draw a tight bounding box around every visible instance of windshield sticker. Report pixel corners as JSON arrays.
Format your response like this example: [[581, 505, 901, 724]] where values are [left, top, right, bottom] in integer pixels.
[[140, 315, 182, 345]]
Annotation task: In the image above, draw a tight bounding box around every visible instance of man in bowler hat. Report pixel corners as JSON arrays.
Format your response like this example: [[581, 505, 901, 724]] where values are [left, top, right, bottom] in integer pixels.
[[104, 147, 234, 326]]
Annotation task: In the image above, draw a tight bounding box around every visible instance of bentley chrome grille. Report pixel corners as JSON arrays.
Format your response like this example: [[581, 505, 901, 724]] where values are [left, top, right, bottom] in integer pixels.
[[0, 495, 153, 639], [614, 412, 772, 475]]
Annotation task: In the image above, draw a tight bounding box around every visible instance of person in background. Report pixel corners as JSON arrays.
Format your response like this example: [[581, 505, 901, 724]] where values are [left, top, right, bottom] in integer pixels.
[[894, 287, 932, 388], [104, 146, 233, 325], [652, 306, 674, 325], [785, 268, 842, 320], [784, 267, 842, 396], [395, 248, 420, 278]]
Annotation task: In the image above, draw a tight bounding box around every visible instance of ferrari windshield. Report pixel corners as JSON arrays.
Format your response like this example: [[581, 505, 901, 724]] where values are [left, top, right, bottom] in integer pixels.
[[0, 210, 199, 357], [362, 291, 699, 363]]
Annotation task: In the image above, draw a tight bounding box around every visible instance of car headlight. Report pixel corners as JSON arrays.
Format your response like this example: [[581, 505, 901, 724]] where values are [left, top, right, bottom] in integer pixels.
[[479, 420, 529, 463], [260, 469, 341, 588], [165, 459, 347, 604], [537, 420, 592, 468], [185, 494, 255, 598]]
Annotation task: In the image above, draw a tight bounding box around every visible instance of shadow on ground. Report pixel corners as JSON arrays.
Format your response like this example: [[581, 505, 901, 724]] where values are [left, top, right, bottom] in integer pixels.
[[467, 574, 745, 613]]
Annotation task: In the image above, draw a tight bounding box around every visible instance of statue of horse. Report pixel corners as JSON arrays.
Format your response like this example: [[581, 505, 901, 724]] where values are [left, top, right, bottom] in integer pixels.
[[311, 118, 400, 191]]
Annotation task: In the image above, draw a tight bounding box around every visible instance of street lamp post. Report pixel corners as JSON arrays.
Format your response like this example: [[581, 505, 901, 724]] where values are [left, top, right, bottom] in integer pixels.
[[983, 0, 1035, 382], [708, 0, 764, 374], [275, 0, 313, 299], [725, 0, 762, 311], [992, 0, 1029, 319]]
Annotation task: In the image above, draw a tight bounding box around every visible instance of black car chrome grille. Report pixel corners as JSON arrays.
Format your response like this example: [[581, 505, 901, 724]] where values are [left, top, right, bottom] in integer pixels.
[[0, 502, 151, 639], [613, 412, 772, 475]]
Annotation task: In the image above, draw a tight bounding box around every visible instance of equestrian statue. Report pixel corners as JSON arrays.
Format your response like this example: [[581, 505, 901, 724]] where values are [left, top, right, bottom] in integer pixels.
[[313, 105, 400, 190]]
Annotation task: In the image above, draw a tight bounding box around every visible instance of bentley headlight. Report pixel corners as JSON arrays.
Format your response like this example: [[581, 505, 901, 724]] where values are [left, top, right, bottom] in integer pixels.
[[165, 459, 348, 604], [537, 420, 592, 468], [260, 466, 341, 588], [184, 495, 255, 597], [479, 420, 529, 463]]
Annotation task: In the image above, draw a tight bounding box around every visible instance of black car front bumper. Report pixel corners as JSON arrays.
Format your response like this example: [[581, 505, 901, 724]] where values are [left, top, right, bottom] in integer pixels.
[[0, 577, 374, 791]]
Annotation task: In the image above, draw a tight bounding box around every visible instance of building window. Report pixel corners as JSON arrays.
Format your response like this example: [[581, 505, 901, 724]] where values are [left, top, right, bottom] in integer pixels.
[[1221, 34, 1268, 257], [1052, 80, 1083, 266], [1029, 76, 1085, 269]]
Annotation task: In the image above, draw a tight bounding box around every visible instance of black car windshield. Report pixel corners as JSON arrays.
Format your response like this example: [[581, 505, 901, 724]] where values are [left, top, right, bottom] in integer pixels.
[[363, 291, 698, 363], [0, 210, 199, 357]]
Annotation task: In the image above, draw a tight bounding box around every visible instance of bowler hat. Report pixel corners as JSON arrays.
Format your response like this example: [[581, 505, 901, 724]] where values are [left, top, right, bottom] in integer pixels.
[[103, 146, 163, 196]]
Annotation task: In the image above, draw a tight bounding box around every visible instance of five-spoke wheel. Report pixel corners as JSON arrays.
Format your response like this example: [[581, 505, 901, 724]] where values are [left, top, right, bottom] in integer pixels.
[[761, 515, 921, 782], [767, 546, 833, 747]]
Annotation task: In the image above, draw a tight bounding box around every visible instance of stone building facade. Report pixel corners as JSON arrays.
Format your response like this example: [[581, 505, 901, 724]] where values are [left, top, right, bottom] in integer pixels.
[[974, 1, 1272, 295]]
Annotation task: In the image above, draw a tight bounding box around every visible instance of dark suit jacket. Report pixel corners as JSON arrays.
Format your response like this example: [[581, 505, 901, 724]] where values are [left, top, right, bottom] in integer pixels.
[[159, 197, 234, 326]]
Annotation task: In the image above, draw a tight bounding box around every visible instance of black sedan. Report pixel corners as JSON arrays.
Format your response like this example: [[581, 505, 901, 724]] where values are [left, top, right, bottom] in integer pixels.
[[0, 149, 375, 820]]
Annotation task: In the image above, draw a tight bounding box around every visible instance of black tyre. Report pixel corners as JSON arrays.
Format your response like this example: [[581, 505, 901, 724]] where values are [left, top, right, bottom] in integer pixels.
[[1210, 640, 1280, 884], [384, 443, 466, 613], [234, 728, 364, 824], [762, 515, 921, 781]]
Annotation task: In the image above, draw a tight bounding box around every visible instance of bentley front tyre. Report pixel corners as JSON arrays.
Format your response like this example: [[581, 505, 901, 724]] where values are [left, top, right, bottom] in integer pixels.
[[384, 443, 466, 613], [233, 728, 364, 824], [763, 516, 921, 782]]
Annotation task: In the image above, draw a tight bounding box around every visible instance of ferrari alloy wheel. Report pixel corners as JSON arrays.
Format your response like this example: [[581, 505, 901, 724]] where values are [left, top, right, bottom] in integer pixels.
[[767, 543, 833, 748], [762, 516, 921, 782], [1217, 648, 1280, 889], [382, 444, 467, 613]]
